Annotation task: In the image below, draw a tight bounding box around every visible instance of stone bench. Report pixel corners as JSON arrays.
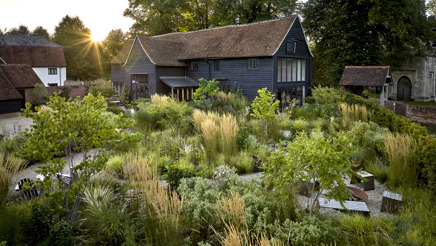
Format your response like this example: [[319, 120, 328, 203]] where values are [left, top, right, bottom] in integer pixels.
[[381, 191, 402, 213], [357, 171, 375, 191], [318, 198, 370, 216]]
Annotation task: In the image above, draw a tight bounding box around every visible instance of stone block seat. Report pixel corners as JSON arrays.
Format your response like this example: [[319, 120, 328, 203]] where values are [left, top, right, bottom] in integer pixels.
[[318, 197, 370, 216], [381, 191, 402, 213], [357, 171, 375, 191]]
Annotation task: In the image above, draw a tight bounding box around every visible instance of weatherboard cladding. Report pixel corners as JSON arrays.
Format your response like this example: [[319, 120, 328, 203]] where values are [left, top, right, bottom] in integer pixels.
[[124, 39, 157, 95], [155, 66, 185, 94], [273, 17, 313, 94], [187, 58, 274, 101], [339, 66, 391, 87], [0, 100, 21, 114]]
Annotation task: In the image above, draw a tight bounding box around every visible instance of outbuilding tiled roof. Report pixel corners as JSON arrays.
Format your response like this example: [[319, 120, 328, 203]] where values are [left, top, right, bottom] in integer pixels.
[[0, 35, 67, 67], [339, 66, 391, 87], [114, 16, 298, 66], [0, 68, 23, 101], [0, 64, 43, 89]]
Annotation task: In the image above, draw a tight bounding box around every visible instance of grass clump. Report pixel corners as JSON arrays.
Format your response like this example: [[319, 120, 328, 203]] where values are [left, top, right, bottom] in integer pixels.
[[0, 153, 26, 206]]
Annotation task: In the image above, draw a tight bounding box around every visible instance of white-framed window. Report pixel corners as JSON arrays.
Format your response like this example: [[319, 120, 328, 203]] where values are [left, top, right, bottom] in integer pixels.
[[48, 68, 57, 75], [191, 62, 199, 70], [278, 58, 306, 82], [248, 58, 259, 69]]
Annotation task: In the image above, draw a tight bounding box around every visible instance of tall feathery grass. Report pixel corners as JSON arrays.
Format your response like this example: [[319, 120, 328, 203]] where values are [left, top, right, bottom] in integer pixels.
[[151, 94, 171, 105], [340, 103, 371, 125], [384, 133, 418, 186], [130, 157, 184, 244], [213, 191, 284, 246], [217, 91, 235, 104], [0, 153, 26, 206], [193, 110, 239, 162]]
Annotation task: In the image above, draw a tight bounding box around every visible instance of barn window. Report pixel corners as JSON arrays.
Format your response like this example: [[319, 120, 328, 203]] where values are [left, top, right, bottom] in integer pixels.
[[277, 58, 306, 82], [191, 62, 199, 70], [248, 58, 259, 69], [286, 39, 296, 54], [48, 68, 57, 75]]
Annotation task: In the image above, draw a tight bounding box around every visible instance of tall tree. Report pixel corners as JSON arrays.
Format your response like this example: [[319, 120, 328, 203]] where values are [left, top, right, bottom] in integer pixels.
[[53, 15, 106, 80], [302, 0, 434, 86], [124, 0, 297, 35], [428, 0, 436, 15], [102, 29, 128, 58], [7, 25, 31, 35], [32, 26, 50, 39]]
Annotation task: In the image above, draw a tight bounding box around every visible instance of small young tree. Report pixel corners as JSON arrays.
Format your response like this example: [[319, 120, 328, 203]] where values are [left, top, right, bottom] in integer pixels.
[[193, 78, 220, 100], [30, 83, 48, 105], [250, 87, 280, 134], [19, 93, 142, 223], [264, 129, 358, 215]]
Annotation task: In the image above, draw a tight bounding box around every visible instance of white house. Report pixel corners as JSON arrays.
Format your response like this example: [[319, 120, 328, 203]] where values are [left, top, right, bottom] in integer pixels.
[[0, 35, 67, 87]]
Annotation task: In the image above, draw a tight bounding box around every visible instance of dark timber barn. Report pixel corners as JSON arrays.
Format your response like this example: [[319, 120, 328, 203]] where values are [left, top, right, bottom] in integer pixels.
[[111, 15, 313, 103]]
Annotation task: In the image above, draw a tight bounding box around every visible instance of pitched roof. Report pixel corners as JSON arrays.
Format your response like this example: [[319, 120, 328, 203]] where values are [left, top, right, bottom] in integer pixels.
[[0, 68, 23, 101], [0, 35, 67, 67], [339, 66, 391, 87], [111, 39, 134, 64], [0, 64, 43, 89], [115, 16, 299, 66], [160, 76, 199, 88]]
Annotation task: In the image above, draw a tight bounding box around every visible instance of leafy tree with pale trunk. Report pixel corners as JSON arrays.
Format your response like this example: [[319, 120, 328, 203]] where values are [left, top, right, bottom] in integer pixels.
[[19, 93, 142, 224]]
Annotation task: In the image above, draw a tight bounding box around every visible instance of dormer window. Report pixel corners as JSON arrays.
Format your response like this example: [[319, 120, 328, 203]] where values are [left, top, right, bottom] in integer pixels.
[[286, 39, 296, 54]]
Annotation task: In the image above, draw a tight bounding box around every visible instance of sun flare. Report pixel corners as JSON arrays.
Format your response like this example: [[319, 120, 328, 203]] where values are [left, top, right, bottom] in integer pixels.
[[91, 31, 105, 42]]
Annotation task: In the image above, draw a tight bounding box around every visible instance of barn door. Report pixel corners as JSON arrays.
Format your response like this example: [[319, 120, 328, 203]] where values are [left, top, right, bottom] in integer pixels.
[[131, 74, 149, 100], [397, 76, 411, 101]]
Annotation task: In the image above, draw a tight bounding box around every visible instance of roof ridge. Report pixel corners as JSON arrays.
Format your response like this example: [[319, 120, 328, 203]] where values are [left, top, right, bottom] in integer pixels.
[[154, 16, 296, 38]]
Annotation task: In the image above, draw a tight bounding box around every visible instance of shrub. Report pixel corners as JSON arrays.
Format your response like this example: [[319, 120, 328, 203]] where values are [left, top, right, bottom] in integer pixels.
[[270, 216, 339, 245], [164, 162, 197, 191], [194, 78, 220, 100], [229, 151, 253, 174], [107, 105, 124, 115], [291, 119, 309, 133], [30, 83, 48, 105], [88, 81, 117, 99], [417, 135, 436, 192], [105, 155, 124, 177], [337, 214, 395, 245]]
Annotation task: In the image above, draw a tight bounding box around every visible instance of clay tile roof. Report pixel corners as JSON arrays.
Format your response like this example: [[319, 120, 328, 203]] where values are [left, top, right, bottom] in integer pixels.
[[0, 64, 43, 89], [339, 66, 391, 87], [116, 16, 297, 66], [111, 39, 134, 64], [0, 69, 23, 101], [138, 36, 185, 66], [0, 35, 66, 67]]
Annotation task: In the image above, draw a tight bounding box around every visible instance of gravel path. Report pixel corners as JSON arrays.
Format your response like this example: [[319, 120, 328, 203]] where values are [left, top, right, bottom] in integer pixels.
[[0, 116, 33, 138], [240, 172, 389, 217]]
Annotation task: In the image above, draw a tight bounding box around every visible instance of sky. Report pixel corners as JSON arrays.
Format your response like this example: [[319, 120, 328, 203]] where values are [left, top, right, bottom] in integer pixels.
[[0, 0, 135, 41]]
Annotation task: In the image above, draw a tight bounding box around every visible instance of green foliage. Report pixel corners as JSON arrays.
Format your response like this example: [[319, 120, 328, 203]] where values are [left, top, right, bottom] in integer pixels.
[[107, 105, 124, 115], [124, 0, 297, 35], [18, 93, 142, 223], [265, 129, 357, 214], [337, 214, 395, 245], [53, 15, 110, 80], [193, 78, 220, 100], [269, 216, 339, 245], [120, 87, 131, 104], [250, 88, 279, 121], [136, 99, 193, 132], [88, 81, 117, 99], [302, 0, 433, 86], [30, 83, 48, 105], [417, 135, 436, 193], [164, 162, 197, 191], [105, 155, 124, 177], [291, 119, 309, 133]]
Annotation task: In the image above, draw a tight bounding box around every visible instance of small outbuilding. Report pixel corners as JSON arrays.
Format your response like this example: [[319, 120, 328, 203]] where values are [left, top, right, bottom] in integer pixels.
[[339, 66, 392, 106]]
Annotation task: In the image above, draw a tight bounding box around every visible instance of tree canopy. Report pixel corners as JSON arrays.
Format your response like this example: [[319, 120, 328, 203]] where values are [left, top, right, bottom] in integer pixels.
[[302, 0, 434, 86], [124, 0, 297, 35], [53, 15, 110, 80]]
